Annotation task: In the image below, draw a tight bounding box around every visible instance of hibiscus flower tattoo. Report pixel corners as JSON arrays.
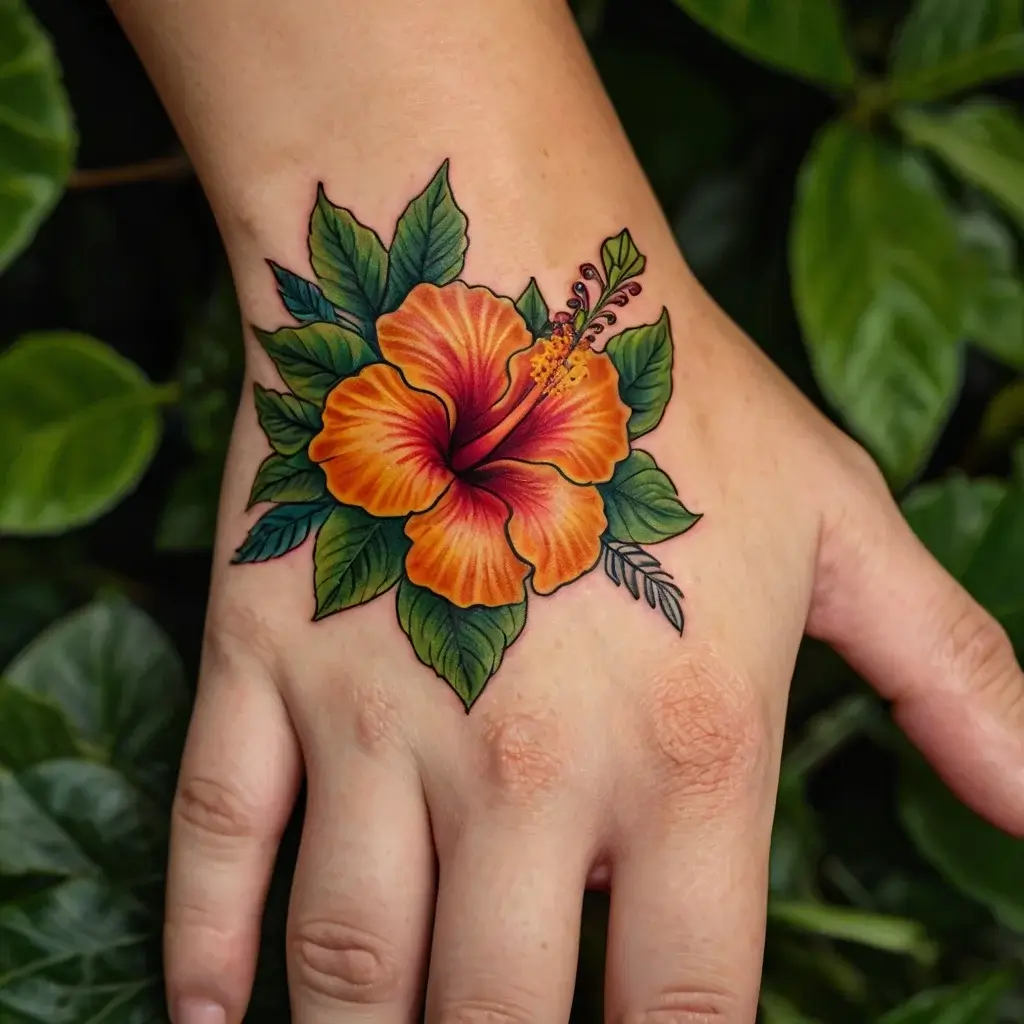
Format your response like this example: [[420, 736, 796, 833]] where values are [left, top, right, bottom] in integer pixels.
[[234, 161, 701, 709]]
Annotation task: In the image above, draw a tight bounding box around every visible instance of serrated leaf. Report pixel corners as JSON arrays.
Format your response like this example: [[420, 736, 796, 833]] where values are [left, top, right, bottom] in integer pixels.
[[791, 125, 965, 486], [396, 578, 525, 710], [248, 450, 325, 507], [384, 160, 469, 311], [232, 500, 333, 564], [253, 384, 323, 457], [599, 449, 700, 544], [313, 506, 409, 618], [0, 682, 80, 771], [254, 321, 376, 404], [269, 260, 338, 324], [515, 278, 550, 337], [309, 185, 388, 343], [670, 0, 856, 89], [605, 309, 674, 439], [600, 228, 646, 291]]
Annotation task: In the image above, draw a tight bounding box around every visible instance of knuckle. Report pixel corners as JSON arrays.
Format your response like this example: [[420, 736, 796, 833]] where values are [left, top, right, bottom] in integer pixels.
[[940, 600, 1021, 706], [202, 602, 282, 681], [173, 775, 265, 842], [290, 918, 401, 1004], [477, 708, 570, 805], [436, 995, 536, 1023], [622, 986, 739, 1023]]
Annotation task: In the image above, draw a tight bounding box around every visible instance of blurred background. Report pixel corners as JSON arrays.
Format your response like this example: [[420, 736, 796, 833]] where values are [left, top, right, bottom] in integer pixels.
[[1, 0, 1023, 1020]]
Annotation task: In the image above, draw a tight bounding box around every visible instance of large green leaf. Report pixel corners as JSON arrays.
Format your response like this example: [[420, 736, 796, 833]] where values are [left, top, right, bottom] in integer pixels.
[[254, 321, 376, 405], [308, 185, 388, 344], [604, 309, 674, 440], [791, 125, 965, 485], [233, 499, 333, 564], [897, 102, 1024, 233], [890, 0, 1024, 101], [313, 506, 409, 618], [0, 0, 75, 274], [253, 384, 322, 457], [383, 160, 468, 312], [599, 449, 700, 544], [0, 333, 164, 535], [879, 972, 1013, 1024], [396, 578, 526, 710], [670, 0, 856, 89], [0, 682, 79, 771]]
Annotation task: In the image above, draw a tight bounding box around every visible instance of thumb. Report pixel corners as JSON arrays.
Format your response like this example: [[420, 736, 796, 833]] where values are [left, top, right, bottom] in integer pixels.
[[808, 460, 1024, 837]]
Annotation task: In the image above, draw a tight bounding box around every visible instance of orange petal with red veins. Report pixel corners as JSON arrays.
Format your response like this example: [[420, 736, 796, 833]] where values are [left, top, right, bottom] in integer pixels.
[[309, 364, 452, 518], [404, 479, 529, 608], [491, 352, 630, 484], [376, 281, 534, 448], [476, 459, 607, 595]]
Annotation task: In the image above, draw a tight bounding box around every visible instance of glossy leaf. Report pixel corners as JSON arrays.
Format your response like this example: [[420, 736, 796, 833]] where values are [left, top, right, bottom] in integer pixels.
[[384, 160, 468, 311], [670, 0, 856, 89], [269, 260, 338, 324], [791, 125, 965, 485], [599, 449, 700, 544], [0, 332, 163, 535], [309, 185, 388, 343], [605, 309, 674, 439], [897, 101, 1024, 233], [515, 278, 550, 337], [0, 0, 76, 274], [313, 506, 409, 618], [254, 321, 377, 405], [232, 500, 333, 564], [600, 228, 646, 291], [396, 578, 526, 710], [0, 682, 80, 771], [253, 384, 322, 457], [879, 972, 1013, 1024]]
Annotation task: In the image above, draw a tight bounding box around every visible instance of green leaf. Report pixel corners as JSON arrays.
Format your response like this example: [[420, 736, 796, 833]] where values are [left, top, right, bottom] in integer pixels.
[[605, 309, 673, 439], [601, 539, 686, 633], [759, 992, 821, 1024], [515, 278, 550, 337], [879, 972, 1013, 1024], [670, 0, 856, 89], [897, 101, 1024, 233], [0, 682, 80, 771], [313, 506, 409, 618], [599, 449, 700, 544], [791, 125, 965, 486], [253, 383, 322, 457], [890, 0, 1024, 101], [899, 757, 1024, 932], [309, 185, 388, 343], [396, 578, 526, 710], [0, 0, 75, 274], [384, 160, 469, 311], [269, 260, 338, 324], [0, 332, 164, 535], [248, 450, 325, 507], [255, 321, 377, 405], [600, 228, 646, 292], [233, 500, 333, 564], [156, 451, 224, 551], [980, 378, 1024, 451]]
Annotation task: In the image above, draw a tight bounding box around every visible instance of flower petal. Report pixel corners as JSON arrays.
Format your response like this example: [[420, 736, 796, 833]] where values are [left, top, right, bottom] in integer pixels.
[[377, 281, 533, 448], [491, 352, 631, 484], [404, 479, 529, 608], [476, 459, 606, 595], [309, 364, 451, 518]]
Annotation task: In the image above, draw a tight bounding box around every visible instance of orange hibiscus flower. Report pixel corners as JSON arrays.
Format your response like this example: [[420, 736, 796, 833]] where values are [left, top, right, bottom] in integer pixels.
[[308, 281, 631, 608]]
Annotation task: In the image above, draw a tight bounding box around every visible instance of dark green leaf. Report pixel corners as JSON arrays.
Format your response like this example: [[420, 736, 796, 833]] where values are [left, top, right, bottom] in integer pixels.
[[0, 0, 75, 274], [233, 500, 333, 564], [253, 383, 322, 457], [248, 450, 325, 507], [879, 971, 1013, 1024], [309, 185, 388, 342], [384, 160, 468, 311], [396, 578, 526, 710], [254, 321, 377, 404], [313, 506, 409, 618], [897, 101, 1024, 233], [601, 539, 685, 633], [599, 449, 700, 544], [269, 260, 338, 324], [0, 333, 163, 535], [0, 682, 79, 771], [791, 125, 965, 485], [515, 278, 550, 337], [156, 451, 224, 552], [600, 228, 646, 292], [605, 309, 673, 439], [670, 0, 856, 89]]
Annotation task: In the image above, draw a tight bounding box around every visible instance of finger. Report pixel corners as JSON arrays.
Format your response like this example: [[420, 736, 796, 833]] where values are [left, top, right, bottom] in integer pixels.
[[424, 823, 587, 1023], [287, 727, 434, 1023], [166, 670, 301, 1024], [810, 468, 1024, 836]]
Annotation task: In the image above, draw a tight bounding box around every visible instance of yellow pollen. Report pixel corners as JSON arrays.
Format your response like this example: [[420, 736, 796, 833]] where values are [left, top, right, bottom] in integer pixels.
[[529, 326, 591, 396]]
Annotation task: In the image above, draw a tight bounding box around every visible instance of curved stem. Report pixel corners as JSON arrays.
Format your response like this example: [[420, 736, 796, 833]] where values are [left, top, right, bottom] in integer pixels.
[[68, 153, 193, 190]]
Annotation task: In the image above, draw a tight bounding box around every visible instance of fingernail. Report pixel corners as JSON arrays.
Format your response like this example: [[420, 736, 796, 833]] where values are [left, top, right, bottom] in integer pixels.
[[175, 999, 226, 1024]]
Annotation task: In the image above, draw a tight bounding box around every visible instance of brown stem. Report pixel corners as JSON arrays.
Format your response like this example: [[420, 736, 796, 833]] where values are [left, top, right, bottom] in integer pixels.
[[68, 152, 193, 190]]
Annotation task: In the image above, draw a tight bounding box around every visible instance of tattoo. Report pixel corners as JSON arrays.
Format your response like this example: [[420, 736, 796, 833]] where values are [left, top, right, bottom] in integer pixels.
[[234, 161, 701, 710]]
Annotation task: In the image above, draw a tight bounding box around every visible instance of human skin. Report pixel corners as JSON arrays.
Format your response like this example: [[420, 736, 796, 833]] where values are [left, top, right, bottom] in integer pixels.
[[109, 2, 1024, 1022]]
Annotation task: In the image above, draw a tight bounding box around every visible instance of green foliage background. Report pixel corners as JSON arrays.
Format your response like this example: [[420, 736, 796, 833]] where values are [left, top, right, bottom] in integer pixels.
[[0, 0, 1023, 1020]]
